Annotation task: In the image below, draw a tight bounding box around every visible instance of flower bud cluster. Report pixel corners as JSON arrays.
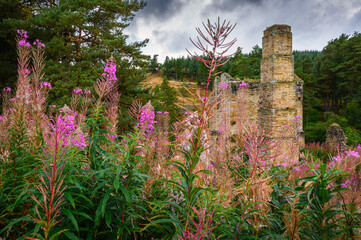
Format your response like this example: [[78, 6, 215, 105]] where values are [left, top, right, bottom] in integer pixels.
[[102, 62, 117, 83], [41, 82, 52, 89], [135, 103, 155, 138], [239, 82, 247, 88], [73, 88, 91, 94], [54, 115, 85, 148], [19, 40, 31, 48], [17, 30, 31, 47], [33, 39, 45, 49]]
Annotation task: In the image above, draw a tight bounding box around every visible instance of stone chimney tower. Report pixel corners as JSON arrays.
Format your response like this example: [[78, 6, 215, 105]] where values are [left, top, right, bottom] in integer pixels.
[[258, 24, 303, 160]]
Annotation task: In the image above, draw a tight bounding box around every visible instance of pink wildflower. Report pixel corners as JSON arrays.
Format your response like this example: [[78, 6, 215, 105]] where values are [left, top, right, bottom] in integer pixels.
[[33, 39, 45, 49], [3, 87, 11, 92], [239, 82, 247, 88], [219, 82, 228, 89], [348, 151, 360, 158], [103, 61, 117, 83], [328, 161, 335, 167], [41, 82, 52, 89], [135, 102, 155, 138], [18, 40, 31, 48], [341, 180, 351, 188], [295, 115, 301, 119], [17, 29, 29, 38], [73, 88, 83, 94], [280, 162, 289, 167]]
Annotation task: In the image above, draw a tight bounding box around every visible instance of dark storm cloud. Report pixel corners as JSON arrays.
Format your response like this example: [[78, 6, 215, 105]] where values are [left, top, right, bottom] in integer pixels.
[[202, 0, 263, 14], [139, 0, 190, 21], [152, 29, 190, 53], [126, 0, 361, 62]]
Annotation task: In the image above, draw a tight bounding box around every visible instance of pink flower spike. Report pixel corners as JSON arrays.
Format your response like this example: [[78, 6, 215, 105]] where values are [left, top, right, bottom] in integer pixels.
[[295, 115, 301, 119]]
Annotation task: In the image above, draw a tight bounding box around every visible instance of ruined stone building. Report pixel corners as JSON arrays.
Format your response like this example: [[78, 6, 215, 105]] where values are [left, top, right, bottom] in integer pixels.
[[212, 24, 304, 159]]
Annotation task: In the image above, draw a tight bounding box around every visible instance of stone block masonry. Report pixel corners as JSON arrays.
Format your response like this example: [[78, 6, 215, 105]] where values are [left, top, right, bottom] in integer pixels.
[[211, 24, 304, 161]]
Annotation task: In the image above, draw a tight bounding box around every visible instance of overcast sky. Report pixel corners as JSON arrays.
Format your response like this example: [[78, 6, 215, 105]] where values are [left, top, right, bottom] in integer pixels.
[[125, 0, 361, 62]]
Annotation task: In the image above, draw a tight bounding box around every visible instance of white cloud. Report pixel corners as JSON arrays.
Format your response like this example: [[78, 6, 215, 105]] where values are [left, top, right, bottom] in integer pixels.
[[125, 0, 361, 62]]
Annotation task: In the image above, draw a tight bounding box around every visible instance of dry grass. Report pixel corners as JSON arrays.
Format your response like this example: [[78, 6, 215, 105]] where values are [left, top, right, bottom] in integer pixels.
[[141, 72, 200, 105]]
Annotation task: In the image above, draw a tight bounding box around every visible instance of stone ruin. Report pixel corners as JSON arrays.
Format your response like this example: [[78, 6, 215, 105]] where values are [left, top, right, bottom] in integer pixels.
[[211, 24, 304, 160], [326, 123, 347, 153]]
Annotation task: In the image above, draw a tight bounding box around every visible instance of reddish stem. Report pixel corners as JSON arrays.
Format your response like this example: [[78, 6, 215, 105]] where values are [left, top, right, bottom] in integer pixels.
[[46, 124, 59, 239]]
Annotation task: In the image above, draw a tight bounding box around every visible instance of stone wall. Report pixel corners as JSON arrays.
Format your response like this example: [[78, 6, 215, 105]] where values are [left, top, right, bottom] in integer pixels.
[[211, 24, 304, 159]]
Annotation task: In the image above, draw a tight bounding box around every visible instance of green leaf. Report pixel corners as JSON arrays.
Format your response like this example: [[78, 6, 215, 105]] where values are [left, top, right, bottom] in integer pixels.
[[63, 231, 80, 240], [62, 209, 79, 232], [101, 190, 111, 218], [105, 210, 112, 228], [119, 184, 131, 204], [64, 192, 76, 209]]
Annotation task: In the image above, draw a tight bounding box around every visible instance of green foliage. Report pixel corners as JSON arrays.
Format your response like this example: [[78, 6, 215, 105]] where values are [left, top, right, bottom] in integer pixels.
[[147, 54, 159, 74], [296, 163, 346, 239], [0, 0, 25, 94], [342, 100, 361, 129], [2, 0, 151, 132], [60, 132, 147, 239], [226, 45, 262, 79], [152, 76, 179, 123], [304, 112, 348, 143], [144, 132, 215, 238], [344, 127, 361, 146]]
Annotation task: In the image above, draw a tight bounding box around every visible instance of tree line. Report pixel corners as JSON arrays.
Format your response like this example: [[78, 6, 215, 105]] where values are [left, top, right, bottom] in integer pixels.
[[158, 32, 361, 143]]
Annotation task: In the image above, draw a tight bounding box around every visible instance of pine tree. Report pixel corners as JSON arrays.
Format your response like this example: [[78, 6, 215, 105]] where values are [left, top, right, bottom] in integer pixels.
[[0, 0, 28, 93], [152, 76, 179, 123], [5, 0, 150, 130], [147, 54, 159, 73]]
